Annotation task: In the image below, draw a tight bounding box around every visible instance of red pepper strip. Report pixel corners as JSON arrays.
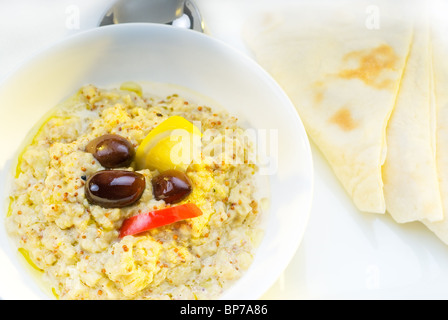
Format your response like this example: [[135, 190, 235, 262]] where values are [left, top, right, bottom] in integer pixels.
[[119, 203, 203, 238]]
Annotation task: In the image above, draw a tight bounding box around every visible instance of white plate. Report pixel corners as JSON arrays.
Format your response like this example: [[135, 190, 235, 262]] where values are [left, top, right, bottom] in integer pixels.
[[0, 23, 313, 299]]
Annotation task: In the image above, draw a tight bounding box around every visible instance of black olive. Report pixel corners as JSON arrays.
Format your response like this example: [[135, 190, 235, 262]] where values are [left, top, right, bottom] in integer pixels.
[[85, 170, 145, 208], [151, 170, 192, 204], [86, 134, 135, 168]]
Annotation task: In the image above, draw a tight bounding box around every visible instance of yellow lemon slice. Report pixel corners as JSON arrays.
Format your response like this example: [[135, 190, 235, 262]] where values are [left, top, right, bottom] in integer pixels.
[[135, 116, 202, 171]]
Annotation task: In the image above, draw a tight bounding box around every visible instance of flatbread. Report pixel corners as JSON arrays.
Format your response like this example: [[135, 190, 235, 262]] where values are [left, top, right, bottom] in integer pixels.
[[243, 0, 413, 213], [382, 19, 443, 223], [422, 12, 448, 244]]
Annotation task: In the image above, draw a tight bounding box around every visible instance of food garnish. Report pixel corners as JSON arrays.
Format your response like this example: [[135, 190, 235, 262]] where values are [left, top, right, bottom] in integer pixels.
[[134, 116, 202, 172], [85, 170, 146, 208], [85, 134, 135, 168], [119, 203, 203, 238], [151, 169, 192, 204]]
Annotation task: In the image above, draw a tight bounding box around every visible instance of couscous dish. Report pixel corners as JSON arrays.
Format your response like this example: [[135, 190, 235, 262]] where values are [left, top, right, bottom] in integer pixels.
[[6, 82, 263, 300]]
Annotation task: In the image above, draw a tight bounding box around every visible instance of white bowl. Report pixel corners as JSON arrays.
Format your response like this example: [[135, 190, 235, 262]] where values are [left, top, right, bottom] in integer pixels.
[[0, 23, 313, 300]]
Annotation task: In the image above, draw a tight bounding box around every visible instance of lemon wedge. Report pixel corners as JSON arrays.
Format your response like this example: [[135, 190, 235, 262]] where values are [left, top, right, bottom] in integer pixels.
[[135, 116, 202, 172]]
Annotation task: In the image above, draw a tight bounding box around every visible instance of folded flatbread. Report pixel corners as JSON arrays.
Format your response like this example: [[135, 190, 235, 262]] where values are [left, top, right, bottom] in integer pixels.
[[422, 15, 448, 244], [382, 19, 443, 223], [243, 0, 413, 213]]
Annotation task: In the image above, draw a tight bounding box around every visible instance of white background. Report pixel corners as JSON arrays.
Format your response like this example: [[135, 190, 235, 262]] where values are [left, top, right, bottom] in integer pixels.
[[2, 0, 448, 299]]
